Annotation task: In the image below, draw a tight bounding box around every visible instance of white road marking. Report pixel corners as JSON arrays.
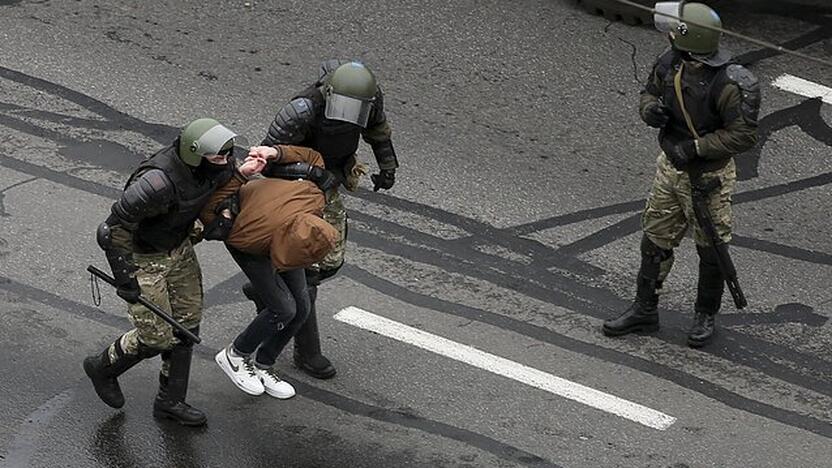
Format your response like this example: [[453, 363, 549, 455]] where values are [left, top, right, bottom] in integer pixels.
[[334, 306, 677, 430], [772, 74, 832, 104]]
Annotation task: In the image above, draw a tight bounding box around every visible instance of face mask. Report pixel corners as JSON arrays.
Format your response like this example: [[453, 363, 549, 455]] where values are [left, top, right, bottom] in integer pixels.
[[195, 157, 231, 179]]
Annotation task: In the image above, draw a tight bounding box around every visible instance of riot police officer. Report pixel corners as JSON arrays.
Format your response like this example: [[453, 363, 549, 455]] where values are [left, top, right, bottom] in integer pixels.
[[83, 118, 239, 425], [245, 60, 400, 378], [602, 3, 760, 347]]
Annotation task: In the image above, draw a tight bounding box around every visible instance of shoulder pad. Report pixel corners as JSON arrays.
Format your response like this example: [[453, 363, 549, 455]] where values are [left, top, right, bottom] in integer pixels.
[[656, 48, 679, 69], [287, 97, 317, 119], [263, 98, 317, 145], [318, 59, 346, 82], [654, 48, 680, 80], [723, 65, 761, 124], [113, 169, 173, 224], [725, 64, 758, 89]]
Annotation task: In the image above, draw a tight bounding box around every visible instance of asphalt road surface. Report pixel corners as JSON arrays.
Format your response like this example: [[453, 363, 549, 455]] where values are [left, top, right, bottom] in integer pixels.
[[0, 1, 830, 467]]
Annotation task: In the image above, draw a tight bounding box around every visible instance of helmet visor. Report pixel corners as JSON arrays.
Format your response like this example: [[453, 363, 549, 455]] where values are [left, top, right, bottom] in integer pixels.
[[195, 124, 238, 157], [654, 2, 682, 33], [325, 92, 373, 128]]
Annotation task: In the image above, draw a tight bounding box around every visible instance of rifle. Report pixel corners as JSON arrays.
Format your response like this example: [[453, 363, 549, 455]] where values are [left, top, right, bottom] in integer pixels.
[[689, 175, 748, 309], [669, 62, 748, 310], [88, 265, 202, 344]]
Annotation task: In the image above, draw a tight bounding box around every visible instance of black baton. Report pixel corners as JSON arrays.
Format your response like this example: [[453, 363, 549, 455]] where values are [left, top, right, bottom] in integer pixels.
[[87, 265, 201, 344], [690, 177, 748, 310]]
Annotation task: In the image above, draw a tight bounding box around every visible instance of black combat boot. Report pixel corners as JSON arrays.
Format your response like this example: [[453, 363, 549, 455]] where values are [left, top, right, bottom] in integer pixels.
[[688, 311, 716, 347], [153, 330, 206, 426], [83, 339, 147, 408], [602, 273, 661, 336], [603, 236, 673, 337], [293, 285, 336, 379], [688, 246, 724, 348]]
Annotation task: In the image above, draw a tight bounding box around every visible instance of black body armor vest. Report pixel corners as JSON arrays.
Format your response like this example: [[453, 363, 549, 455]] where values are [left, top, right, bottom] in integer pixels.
[[127, 145, 231, 252]]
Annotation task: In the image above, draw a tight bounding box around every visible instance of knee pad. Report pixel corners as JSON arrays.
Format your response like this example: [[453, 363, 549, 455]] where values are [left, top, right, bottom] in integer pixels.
[[640, 235, 673, 264], [306, 262, 343, 286], [317, 262, 343, 283]]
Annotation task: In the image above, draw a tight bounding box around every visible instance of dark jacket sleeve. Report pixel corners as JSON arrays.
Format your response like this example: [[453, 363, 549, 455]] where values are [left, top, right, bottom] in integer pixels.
[[362, 89, 398, 170], [639, 61, 664, 122]]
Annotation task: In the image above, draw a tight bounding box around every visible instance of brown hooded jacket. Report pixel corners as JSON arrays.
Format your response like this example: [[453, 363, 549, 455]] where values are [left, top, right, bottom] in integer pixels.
[[201, 145, 337, 270]]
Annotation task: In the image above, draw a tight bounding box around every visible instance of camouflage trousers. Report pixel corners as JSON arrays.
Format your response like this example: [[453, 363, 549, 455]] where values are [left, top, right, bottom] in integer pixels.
[[641, 152, 737, 251], [109, 239, 203, 375], [308, 188, 348, 277]]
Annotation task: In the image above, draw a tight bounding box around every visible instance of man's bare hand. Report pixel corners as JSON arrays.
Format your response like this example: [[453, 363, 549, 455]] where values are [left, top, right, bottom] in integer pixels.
[[247, 145, 281, 161]]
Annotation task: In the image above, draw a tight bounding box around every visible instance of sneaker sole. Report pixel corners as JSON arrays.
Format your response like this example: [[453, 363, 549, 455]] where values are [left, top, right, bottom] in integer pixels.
[[214, 351, 265, 396], [263, 386, 296, 400]]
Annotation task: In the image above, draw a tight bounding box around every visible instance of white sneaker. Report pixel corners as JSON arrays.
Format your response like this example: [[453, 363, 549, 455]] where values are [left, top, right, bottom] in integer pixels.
[[256, 366, 296, 399], [215, 346, 265, 396]]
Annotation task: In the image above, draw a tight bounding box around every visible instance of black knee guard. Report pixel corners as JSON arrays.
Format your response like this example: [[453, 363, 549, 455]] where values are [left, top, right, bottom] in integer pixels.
[[305, 262, 343, 287], [695, 246, 725, 314], [638, 235, 673, 294]]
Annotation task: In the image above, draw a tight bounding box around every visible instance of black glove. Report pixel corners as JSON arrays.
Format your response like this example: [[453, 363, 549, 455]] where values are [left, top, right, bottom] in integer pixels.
[[215, 193, 240, 218], [203, 194, 239, 241], [371, 169, 395, 192], [203, 215, 233, 241], [116, 276, 141, 304], [663, 139, 697, 170], [308, 166, 339, 193], [642, 102, 671, 128]]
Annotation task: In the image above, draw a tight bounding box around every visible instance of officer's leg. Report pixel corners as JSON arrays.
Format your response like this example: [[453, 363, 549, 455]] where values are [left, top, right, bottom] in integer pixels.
[[294, 188, 345, 379], [83, 332, 160, 409], [154, 242, 206, 426], [603, 235, 676, 336], [83, 255, 171, 409], [686, 162, 736, 347], [604, 153, 686, 336]]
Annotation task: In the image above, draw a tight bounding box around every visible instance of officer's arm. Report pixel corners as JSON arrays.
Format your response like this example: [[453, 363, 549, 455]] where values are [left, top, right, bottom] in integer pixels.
[[263, 146, 338, 193], [362, 90, 399, 171], [696, 67, 760, 159], [97, 169, 173, 285], [638, 63, 664, 121], [262, 98, 315, 177]]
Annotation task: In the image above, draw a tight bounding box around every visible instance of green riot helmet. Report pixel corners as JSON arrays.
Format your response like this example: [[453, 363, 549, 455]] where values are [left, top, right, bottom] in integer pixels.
[[655, 2, 722, 56], [324, 62, 378, 128], [178, 118, 238, 167]]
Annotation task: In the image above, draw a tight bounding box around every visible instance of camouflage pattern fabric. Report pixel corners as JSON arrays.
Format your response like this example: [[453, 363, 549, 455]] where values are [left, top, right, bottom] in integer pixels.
[[108, 239, 203, 367], [344, 158, 368, 192], [642, 152, 736, 251], [309, 188, 347, 274]]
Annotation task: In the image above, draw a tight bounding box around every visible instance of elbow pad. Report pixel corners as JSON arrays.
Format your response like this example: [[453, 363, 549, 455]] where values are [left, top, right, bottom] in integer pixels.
[[96, 215, 136, 287], [262, 98, 314, 146]]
